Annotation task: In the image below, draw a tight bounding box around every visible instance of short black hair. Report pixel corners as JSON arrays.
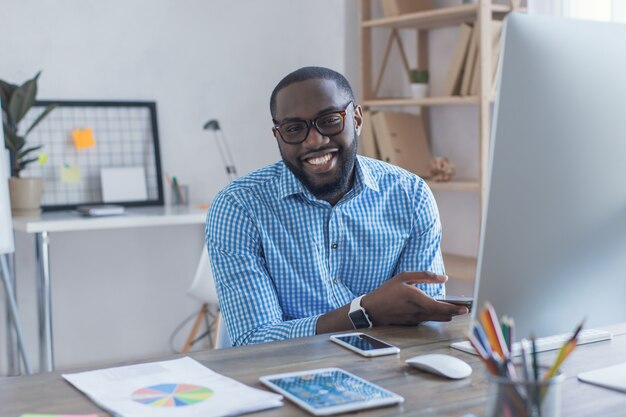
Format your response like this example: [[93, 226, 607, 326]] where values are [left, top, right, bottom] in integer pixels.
[[270, 66, 355, 119]]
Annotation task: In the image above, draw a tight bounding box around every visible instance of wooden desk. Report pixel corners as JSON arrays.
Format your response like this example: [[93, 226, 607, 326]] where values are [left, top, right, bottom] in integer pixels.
[[11, 206, 207, 373], [2, 317, 625, 417]]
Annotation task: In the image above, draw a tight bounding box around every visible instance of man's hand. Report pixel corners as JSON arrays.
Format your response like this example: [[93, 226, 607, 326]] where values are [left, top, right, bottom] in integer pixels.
[[360, 271, 469, 326]]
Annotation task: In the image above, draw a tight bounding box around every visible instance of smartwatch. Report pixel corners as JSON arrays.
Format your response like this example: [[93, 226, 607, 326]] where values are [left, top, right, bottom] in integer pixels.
[[348, 295, 373, 329]]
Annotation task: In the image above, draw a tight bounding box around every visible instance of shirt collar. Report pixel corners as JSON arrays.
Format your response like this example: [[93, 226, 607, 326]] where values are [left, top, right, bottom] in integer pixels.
[[277, 156, 379, 201], [278, 162, 307, 200], [356, 156, 380, 193]]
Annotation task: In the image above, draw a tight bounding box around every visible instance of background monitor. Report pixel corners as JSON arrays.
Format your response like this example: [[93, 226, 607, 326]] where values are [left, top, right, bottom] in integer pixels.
[[473, 13, 626, 341]]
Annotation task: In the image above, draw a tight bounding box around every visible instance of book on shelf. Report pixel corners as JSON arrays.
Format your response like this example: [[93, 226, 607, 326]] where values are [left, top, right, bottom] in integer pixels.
[[359, 110, 381, 160], [371, 111, 432, 178], [380, 0, 433, 17], [443, 23, 473, 96], [490, 20, 504, 96], [460, 24, 478, 96], [470, 20, 503, 96]]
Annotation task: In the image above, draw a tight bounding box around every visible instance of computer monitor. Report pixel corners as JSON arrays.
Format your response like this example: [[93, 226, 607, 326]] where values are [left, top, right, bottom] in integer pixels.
[[473, 13, 626, 341]]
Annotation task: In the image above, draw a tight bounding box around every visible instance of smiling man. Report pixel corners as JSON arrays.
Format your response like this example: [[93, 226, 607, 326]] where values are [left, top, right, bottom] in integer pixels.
[[206, 66, 467, 346]]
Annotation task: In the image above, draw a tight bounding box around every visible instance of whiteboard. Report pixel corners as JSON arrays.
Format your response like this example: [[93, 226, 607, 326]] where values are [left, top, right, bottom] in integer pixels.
[[1, 145, 15, 255]]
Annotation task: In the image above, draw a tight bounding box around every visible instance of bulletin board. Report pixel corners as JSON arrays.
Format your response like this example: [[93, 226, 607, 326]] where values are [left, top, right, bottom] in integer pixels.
[[20, 101, 164, 211]]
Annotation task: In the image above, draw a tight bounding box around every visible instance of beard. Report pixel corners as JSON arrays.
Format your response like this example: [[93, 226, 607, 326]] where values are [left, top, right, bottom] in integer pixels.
[[281, 133, 358, 202]]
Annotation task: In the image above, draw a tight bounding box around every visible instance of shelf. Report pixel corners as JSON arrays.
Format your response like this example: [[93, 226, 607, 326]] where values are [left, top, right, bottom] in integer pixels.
[[426, 180, 480, 192], [362, 4, 516, 30], [364, 96, 478, 107], [443, 253, 477, 281]]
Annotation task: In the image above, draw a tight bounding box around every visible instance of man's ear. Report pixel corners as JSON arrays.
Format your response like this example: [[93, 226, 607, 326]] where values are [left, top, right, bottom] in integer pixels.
[[353, 105, 364, 136]]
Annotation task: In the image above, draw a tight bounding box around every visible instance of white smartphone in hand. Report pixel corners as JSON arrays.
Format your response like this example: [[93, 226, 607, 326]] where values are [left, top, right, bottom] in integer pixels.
[[330, 333, 400, 357], [433, 295, 473, 309]]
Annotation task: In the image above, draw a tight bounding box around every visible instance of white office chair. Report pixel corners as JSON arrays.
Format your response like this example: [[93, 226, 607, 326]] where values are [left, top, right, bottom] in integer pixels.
[[183, 248, 231, 351]]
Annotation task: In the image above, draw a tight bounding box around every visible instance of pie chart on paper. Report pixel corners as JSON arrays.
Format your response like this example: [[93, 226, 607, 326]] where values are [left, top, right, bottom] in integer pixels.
[[131, 383, 213, 407]]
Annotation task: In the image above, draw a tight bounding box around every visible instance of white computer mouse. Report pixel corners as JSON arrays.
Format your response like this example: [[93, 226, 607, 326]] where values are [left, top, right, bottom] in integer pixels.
[[405, 354, 472, 379]]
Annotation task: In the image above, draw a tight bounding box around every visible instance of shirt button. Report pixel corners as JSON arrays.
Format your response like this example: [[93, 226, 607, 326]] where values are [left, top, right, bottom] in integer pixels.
[[331, 243, 338, 249]]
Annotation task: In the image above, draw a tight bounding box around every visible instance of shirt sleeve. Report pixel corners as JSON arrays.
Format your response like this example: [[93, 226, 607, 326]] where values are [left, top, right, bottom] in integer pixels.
[[393, 178, 446, 296], [206, 190, 320, 346]]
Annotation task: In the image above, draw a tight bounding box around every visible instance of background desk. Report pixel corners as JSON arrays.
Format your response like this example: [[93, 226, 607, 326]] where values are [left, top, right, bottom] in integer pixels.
[[11, 206, 207, 373], [2, 317, 625, 417]]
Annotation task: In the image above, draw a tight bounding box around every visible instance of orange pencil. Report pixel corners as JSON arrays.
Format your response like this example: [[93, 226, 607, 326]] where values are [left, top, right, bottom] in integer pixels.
[[485, 302, 510, 358], [480, 305, 505, 358]]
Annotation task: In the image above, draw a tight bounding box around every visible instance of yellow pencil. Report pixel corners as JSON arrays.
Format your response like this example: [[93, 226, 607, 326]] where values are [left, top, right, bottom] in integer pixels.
[[544, 319, 584, 381]]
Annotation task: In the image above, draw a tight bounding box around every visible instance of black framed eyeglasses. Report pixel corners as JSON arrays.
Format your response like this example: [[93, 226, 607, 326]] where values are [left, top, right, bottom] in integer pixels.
[[272, 101, 355, 144]]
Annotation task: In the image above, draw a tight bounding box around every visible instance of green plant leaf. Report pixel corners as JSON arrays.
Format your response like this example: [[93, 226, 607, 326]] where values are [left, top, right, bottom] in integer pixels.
[[0, 79, 18, 113], [3, 125, 25, 151], [8, 71, 41, 125], [25, 103, 57, 136], [17, 145, 43, 159], [18, 156, 39, 171]]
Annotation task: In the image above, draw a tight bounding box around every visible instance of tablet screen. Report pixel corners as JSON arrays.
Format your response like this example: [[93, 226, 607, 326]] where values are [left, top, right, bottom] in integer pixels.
[[267, 369, 394, 409]]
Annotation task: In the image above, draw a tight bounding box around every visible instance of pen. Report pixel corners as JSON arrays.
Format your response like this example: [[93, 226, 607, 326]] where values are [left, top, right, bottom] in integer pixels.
[[172, 176, 184, 204], [507, 317, 515, 354], [530, 333, 539, 385], [520, 338, 531, 383]]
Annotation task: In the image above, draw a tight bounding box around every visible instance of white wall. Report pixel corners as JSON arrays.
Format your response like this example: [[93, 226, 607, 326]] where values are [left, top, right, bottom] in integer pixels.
[[1, 0, 349, 373]]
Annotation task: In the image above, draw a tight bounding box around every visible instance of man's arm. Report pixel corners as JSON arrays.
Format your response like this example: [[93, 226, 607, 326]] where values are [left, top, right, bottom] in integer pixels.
[[207, 191, 324, 346], [316, 179, 467, 334]]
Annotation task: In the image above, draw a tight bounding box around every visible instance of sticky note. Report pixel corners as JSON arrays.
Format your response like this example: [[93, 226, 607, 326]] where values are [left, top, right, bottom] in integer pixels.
[[37, 153, 49, 165], [72, 128, 96, 150], [60, 164, 81, 184]]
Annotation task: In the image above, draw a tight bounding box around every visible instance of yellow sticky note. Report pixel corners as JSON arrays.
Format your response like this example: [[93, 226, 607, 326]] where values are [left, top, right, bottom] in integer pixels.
[[60, 164, 81, 184], [72, 128, 96, 150], [37, 153, 49, 165]]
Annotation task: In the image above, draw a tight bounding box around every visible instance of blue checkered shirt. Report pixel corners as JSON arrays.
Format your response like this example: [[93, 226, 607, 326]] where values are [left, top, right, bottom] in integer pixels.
[[206, 156, 445, 346]]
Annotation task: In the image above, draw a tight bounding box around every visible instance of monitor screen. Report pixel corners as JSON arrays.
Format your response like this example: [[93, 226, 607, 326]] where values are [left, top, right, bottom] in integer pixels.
[[473, 13, 626, 341]]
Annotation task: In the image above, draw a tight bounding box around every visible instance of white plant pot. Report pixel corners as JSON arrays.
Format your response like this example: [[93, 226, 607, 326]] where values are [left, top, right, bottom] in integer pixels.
[[8, 177, 43, 216], [411, 83, 429, 99]]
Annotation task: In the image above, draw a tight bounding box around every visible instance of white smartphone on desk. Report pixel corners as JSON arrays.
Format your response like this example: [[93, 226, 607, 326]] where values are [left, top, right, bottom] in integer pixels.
[[330, 333, 400, 357]]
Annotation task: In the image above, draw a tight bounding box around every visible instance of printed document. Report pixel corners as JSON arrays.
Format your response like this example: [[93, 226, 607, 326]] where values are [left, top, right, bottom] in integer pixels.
[[62, 357, 283, 417]]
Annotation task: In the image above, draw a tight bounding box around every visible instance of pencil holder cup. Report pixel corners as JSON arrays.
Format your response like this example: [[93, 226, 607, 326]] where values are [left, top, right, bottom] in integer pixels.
[[485, 365, 565, 417], [170, 185, 189, 206]]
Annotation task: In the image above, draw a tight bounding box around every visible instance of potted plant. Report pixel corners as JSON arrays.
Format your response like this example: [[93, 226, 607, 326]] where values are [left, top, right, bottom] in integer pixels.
[[409, 69, 429, 99], [1, 72, 57, 216]]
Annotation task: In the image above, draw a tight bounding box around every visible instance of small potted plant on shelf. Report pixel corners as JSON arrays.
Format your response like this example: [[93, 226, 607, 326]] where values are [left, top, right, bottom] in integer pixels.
[[410, 69, 429, 100], [1, 71, 57, 216]]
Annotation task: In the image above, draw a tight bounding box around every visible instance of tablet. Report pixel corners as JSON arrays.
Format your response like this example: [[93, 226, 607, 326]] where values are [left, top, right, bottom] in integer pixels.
[[259, 367, 404, 416]]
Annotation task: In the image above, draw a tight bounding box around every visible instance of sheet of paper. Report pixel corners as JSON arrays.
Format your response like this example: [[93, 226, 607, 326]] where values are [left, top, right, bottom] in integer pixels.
[[60, 164, 81, 184], [62, 357, 282, 417], [72, 128, 96, 150], [20, 414, 98, 417], [100, 167, 148, 202]]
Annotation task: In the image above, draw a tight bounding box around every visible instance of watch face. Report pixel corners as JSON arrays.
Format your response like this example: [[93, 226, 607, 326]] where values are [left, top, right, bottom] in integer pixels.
[[349, 310, 371, 329]]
